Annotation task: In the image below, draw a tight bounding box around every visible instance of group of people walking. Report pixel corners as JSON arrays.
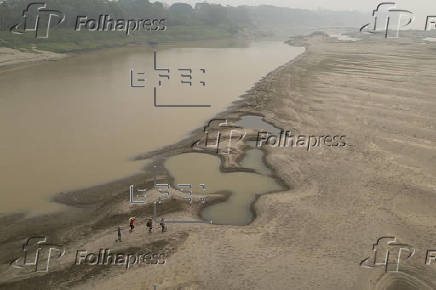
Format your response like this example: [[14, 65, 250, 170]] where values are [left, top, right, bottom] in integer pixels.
[[116, 217, 166, 242]]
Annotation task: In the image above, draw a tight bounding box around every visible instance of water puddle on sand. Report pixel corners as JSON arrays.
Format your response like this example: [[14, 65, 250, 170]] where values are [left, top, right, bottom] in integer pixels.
[[240, 147, 272, 176], [164, 115, 284, 225], [236, 115, 281, 136]]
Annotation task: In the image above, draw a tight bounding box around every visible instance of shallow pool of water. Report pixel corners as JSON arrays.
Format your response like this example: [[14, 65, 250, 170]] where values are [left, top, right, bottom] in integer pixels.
[[236, 115, 281, 136], [164, 151, 283, 225], [164, 115, 285, 225]]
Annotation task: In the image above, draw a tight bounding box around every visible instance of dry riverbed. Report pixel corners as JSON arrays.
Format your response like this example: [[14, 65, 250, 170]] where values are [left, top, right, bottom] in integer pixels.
[[1, 32, 436, 289]]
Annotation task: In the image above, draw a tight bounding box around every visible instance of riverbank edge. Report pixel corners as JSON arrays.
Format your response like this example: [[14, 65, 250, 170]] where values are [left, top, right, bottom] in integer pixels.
[[51, 40, 308, 222], [0, 36, 310, 287], [0, 35, 263, 73]]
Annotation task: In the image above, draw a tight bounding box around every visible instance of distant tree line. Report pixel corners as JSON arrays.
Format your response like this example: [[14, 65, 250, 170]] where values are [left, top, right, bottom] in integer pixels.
[[0, 0, 250, 32], [0, 0, 367, 35]]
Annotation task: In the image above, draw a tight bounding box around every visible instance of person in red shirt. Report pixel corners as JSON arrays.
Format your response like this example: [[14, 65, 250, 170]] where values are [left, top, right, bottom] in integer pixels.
[[129, 217, 136, 232]]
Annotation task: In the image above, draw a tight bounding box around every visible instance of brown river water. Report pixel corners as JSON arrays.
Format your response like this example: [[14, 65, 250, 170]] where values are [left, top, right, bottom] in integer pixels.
[[0, 41, 303, 214]]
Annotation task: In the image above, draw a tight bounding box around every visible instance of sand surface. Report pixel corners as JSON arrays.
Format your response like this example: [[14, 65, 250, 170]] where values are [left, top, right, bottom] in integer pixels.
[[0, 47, 65, 71], [1, 33, 436, 289]]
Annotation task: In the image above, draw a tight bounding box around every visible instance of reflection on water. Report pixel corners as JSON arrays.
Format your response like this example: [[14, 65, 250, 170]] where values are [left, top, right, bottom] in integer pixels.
[[164, 152, 283, 225], [0, 41, 304, 214]]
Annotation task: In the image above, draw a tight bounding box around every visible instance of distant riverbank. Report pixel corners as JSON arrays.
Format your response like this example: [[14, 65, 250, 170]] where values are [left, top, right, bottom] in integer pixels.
[[0, 47, 66, 71], [0, 24, 272, 71], [0, 25, 261, 53]]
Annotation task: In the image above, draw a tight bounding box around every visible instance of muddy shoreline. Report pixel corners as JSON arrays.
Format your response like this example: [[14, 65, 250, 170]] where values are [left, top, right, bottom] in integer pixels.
[[0, 39, 301, 288], [3, 31, 435, 289]]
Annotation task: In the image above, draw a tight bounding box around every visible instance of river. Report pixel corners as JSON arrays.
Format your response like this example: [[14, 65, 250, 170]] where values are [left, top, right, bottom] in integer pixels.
[[0, 40, 304, 214]]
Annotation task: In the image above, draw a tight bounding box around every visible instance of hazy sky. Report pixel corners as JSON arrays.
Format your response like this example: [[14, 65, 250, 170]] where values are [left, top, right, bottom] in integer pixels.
[[156, 0, 436, 29], [157, 0, 435, 12]]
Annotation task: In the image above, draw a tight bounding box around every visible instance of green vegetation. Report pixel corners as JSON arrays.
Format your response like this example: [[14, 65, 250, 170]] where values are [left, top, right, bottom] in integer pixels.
[[0, 0, 367, 52], [0, 25, 236, 53]]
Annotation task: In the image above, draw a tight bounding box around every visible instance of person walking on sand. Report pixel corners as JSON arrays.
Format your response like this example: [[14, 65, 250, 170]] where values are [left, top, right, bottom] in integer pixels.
[[117, 226, 122, 242], [129, 217, 136, 232], [160, 218, 166, 233], [146, 218, 153, 233]]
